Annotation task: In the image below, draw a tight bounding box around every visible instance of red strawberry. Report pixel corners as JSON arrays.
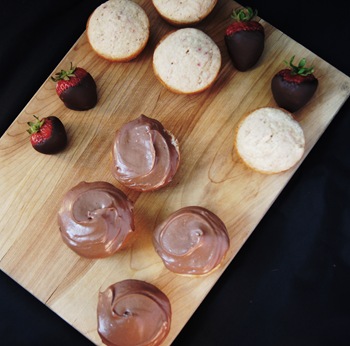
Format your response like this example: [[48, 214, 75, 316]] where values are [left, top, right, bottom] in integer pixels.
[[225, 7, 265, 71], [271, 56, 318, 112], [51, 63, 97, 111], [27, 115, 67, 154]]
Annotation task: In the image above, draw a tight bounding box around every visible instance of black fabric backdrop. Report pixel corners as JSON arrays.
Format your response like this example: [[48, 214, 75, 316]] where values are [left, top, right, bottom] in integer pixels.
[[1, 1, 349, 345]]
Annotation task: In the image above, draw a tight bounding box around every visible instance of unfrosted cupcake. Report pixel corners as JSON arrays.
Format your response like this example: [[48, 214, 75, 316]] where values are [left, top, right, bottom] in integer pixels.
[[153, 28, 221, 94], [235, 107, 305, 174], [152, 0, 217, 26], [86, 0, 150, 62]]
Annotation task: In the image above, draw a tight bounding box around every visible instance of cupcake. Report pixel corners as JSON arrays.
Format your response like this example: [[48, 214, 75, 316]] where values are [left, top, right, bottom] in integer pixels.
[[97, 279, 171, 346], [57, 181, 134, 258], [111, 115, 180, 192], [86, 0, 150, 62], [153, 28, 221, 94], [153, 206, 230, 275], [235, 107, 305, 174], [152, 0, 217, 26]]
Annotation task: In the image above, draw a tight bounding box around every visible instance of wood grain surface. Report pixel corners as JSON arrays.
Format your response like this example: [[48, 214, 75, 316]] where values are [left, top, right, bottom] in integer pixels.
[[0, 1, 349, 345]]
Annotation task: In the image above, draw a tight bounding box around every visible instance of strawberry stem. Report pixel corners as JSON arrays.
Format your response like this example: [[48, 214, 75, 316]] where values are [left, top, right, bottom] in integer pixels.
[[231, 6, 257, 22], [51, 62, 76, 82], [284, 55, 315, 76], [27, 115, 44, 134]]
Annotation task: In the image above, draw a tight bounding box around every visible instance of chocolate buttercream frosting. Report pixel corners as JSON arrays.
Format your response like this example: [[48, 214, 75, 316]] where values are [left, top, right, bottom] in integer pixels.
[[97, 279, 171, 346], [111, 115, 180, 192], [57, 181, 134, 258], [153, 206, 230, 275]]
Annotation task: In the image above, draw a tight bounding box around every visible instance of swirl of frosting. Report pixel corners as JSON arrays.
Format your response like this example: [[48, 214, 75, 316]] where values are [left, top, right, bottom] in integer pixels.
[[57, 181, 134, 258], [111, 115, 180, 191], [153, 206, 230, 275], [97, 279, 171, 346]]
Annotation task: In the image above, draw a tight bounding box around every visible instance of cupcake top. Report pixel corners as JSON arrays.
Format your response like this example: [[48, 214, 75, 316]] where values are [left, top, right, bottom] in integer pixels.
[[86, 0, 150, 62], [235, 107, 305, 174], [111, 115, 180, 192], [57, 181, 134, 258], [153, 206, 230, 275], [153, 28, 221, 94], [152, 0, 217, 26], [98, 279, 171, 346]]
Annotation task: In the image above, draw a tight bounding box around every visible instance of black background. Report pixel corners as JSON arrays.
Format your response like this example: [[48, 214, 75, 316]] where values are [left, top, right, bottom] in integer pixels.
[[1, 1, 349, 345]]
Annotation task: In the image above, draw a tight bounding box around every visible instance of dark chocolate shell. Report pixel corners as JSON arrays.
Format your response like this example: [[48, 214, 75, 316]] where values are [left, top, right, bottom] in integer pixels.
[[59, 73, 97, 111], [271, 74, 318, 112], [225, 30, 264, 71]]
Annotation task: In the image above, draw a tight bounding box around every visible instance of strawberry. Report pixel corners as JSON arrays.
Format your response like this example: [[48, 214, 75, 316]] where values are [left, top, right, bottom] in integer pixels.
[[271, 55, 318, 112], [27, 115, 67, 154], [51, 63, 97, 111], [224, 7, 265, 71]]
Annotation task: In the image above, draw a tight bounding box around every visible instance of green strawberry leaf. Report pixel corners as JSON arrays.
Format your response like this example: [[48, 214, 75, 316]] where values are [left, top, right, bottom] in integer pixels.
[[231, 6, 258, 22], [285, 55, 315, 76]]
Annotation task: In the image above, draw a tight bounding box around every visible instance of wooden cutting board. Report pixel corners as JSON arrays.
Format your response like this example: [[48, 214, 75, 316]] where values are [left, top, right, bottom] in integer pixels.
[[1, 1, 349, 344]]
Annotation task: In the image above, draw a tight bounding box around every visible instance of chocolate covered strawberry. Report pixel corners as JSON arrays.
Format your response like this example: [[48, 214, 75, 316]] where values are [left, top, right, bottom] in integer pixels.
[[51, 63, 97, 111], [27, 115, 67, 154], [271, 55, 318, 112], [225, 7, 265, 71]]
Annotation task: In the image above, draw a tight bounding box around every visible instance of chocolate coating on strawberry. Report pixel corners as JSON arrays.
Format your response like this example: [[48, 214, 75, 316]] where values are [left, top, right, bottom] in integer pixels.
[[51, 63, 97, 111], [271, 56, 318, 112], [225, 7, 264, 71], [27, 115, 67, 154]]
